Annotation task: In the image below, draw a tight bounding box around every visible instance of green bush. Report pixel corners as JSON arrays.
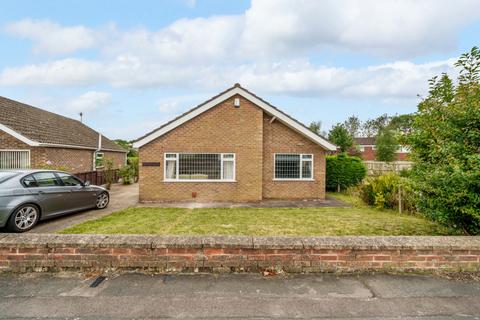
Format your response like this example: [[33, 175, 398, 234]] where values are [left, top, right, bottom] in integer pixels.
[[119, 165, 135, 185], [127, 157, 139, 182], [326, 154, 366, 192], [360, 173, 416, 212]]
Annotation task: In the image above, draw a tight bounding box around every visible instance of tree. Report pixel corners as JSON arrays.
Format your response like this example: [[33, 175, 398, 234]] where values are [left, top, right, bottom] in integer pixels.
[[343, 115, 361, 138], [375, 129, 398, 162], [115, 139, 138, 158], [406, 46, 480, 234], [328, 124, 353, 152], [309, 121, 322, 135], [361, 114, 390, 137]]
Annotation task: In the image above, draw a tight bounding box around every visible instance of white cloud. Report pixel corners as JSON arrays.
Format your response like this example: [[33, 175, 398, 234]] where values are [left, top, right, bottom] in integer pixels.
[[67, 91, 111, 113], [242, 0, 480, 58], [0, 56, 456, 100], [4, 19, 97, 55]]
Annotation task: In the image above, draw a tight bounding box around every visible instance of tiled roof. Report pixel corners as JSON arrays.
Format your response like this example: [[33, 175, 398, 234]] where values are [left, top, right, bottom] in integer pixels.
[[0, 96, 126, 152], [354, 137, 376, 145]]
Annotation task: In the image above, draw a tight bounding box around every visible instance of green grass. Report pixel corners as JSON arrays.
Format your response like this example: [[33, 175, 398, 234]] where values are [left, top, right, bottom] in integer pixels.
[[60, 197, 454, 236]]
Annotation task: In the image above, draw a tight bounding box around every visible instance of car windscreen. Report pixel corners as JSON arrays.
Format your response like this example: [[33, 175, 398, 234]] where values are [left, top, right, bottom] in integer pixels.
[[0, 172, 19, 184]]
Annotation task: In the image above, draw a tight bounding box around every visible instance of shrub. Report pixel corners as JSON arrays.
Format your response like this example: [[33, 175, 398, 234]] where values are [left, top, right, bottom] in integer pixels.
[[103, 158, 115, 190], [119, 165, 135, 185], [360, 173, 416, 212], [127, 157, 139, 182], [326, 154, 366, 192]]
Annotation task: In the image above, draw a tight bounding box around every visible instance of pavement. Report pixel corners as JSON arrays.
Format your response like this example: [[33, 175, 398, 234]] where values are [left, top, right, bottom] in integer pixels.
[[0, 273, 480, 319], [27, 183, 139, 233]]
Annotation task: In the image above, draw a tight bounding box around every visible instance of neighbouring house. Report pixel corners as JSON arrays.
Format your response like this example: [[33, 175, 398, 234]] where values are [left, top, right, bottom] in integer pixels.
[[0, 96, 127, 172], [132, 84, 336, 202], [354, 137, 409, 161]]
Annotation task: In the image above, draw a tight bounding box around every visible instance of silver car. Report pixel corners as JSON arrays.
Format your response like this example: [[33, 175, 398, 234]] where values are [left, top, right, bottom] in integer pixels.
[[0, 170, 109, 232]]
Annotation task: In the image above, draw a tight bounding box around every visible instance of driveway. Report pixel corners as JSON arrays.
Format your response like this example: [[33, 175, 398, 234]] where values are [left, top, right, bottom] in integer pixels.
[[27, 183, 138, 233], [0, 273, 479, 319]]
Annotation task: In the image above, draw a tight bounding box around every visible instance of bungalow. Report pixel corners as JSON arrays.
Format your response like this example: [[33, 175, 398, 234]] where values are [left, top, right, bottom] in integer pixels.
[[133, 84, 336, 202], [0, 96, 126, 172]]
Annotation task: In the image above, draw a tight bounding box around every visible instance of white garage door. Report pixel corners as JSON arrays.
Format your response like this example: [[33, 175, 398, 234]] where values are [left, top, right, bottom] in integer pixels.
[[0, 150, 30, 169]]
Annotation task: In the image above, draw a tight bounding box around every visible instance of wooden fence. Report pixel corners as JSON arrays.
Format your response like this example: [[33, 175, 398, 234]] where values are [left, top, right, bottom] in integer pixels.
[[73, 169, 120, 186], [364, 161, 413, 175]]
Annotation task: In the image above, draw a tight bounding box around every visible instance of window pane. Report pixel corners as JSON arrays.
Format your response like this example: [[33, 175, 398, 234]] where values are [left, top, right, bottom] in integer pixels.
[[22, 175, 38, 188], [275, 154, 300, 179], [32, 172, 59, 187], [223, 154, 234, 159], [179, 154, 221, 180], [223, 161, 234, 180], [57, 172, 83, 186], [302, 160, 312, 179], [165, 160, 177, 179]]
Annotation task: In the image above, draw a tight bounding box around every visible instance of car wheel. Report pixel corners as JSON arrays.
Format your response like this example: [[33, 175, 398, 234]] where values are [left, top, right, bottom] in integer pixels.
[[95, 192, 109, 209], [7, 204, 40, 233]]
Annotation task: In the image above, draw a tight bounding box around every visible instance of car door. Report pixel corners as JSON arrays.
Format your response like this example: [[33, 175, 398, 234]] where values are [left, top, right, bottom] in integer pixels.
[[26, 172, 71, 217], [55, 172, 97, 210]]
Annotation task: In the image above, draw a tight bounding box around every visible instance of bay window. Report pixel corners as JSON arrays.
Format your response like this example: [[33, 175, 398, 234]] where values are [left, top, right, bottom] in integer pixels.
[[164, 153, 235, 181], [274, 153, 313, 180]]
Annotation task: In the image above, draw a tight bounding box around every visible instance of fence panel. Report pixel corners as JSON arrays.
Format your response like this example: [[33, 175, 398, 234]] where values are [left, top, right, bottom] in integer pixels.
[[73, 169, 120, 186], [364, 161, 413, 175]]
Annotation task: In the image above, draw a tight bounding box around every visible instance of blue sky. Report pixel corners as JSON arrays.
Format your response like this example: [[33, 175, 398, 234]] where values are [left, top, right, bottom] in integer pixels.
[[1, 0, 479, 140]]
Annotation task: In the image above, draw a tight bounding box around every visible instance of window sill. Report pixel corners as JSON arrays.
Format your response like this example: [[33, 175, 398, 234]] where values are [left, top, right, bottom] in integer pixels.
[[163, 180, 237, 183], [273, 179, 315, 182]]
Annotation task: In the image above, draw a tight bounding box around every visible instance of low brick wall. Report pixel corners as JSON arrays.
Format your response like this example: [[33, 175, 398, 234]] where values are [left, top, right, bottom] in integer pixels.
[[1, 234, 479, 273]]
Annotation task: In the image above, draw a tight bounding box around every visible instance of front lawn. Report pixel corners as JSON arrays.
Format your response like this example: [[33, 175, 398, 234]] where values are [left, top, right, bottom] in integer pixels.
[[60, 198, 454, 236]]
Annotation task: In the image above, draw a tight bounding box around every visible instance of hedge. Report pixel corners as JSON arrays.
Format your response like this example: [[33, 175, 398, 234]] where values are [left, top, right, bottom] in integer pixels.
[[326, 154, 366, 192]]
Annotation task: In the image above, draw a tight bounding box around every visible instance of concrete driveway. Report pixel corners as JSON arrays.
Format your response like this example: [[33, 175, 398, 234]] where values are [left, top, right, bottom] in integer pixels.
[[28, 183, 138, 233], [0, 273, 479, 319]]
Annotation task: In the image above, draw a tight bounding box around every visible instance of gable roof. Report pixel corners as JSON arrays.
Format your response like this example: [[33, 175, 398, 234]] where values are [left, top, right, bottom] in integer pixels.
[[133, 84, 337, 151], [0, 96, 126, 152]]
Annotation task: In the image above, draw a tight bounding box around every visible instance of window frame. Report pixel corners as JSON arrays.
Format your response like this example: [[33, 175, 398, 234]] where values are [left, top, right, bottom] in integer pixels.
[[164, 152, 236, 182], [273, 153, 314, 181], [0, 149, 31, 169]]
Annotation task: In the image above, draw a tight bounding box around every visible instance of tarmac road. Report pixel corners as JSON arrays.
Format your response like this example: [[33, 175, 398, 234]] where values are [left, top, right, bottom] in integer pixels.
[[1, 272, 480, 319]]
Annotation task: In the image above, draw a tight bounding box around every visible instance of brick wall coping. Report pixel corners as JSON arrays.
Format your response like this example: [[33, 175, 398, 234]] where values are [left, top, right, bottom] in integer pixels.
[[1, 234, 479, 250]]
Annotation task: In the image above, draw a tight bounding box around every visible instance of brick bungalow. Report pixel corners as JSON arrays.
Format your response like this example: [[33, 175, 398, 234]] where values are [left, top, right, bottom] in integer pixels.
[[354, 137, 409, 161], [0, 96, 127, 172], [133, 84, 336, 202]]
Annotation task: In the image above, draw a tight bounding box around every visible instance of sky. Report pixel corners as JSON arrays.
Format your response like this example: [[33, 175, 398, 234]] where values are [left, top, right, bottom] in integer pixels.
[[0, 0, 479, 140]]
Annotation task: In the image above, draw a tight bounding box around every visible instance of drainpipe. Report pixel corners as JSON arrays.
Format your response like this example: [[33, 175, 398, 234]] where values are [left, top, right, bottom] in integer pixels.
[[93, 133, 102, 171]]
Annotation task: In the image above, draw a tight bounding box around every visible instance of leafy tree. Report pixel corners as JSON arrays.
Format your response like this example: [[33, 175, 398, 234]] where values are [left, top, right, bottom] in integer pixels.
[[406, 46, 480, 234], [309, 121, 322, 135], [361, 114, 390, 137], [343, 115, 361, 138], [375, 129, 398, 162], [328, 124, 353, 152], [115, 139, 138, 158], [388, 114, 414, 135]]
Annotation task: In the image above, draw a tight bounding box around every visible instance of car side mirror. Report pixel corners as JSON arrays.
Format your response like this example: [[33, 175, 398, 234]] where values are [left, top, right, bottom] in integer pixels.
[[84, 181, 90, 187]]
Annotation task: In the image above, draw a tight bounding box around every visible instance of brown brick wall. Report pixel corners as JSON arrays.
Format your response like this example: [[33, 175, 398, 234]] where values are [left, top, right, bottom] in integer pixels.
[[1, 130, 125, 173], [102, 151, 127, 170], [262, 114, 326, 200], [1, 235, 479, 273], [139, 95, 264, 202]]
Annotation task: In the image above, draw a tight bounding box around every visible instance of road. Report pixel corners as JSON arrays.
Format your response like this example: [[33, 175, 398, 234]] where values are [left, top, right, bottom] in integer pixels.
[[0, 273, 479, 319]]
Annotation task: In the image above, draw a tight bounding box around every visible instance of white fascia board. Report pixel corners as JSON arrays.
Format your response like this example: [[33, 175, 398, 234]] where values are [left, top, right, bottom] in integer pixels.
[[133, 87, 337, 151], [0, 124, 40, 146]]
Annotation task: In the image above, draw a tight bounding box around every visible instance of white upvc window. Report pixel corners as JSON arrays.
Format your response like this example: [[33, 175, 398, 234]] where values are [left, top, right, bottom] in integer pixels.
[[164, 153, 236, 182], [274, 153, 314, 181], [0, 150, 30, 169]]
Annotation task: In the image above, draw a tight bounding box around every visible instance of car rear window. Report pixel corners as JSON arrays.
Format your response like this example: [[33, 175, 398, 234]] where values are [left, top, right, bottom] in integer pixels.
[[0, 172, 19, 184]]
